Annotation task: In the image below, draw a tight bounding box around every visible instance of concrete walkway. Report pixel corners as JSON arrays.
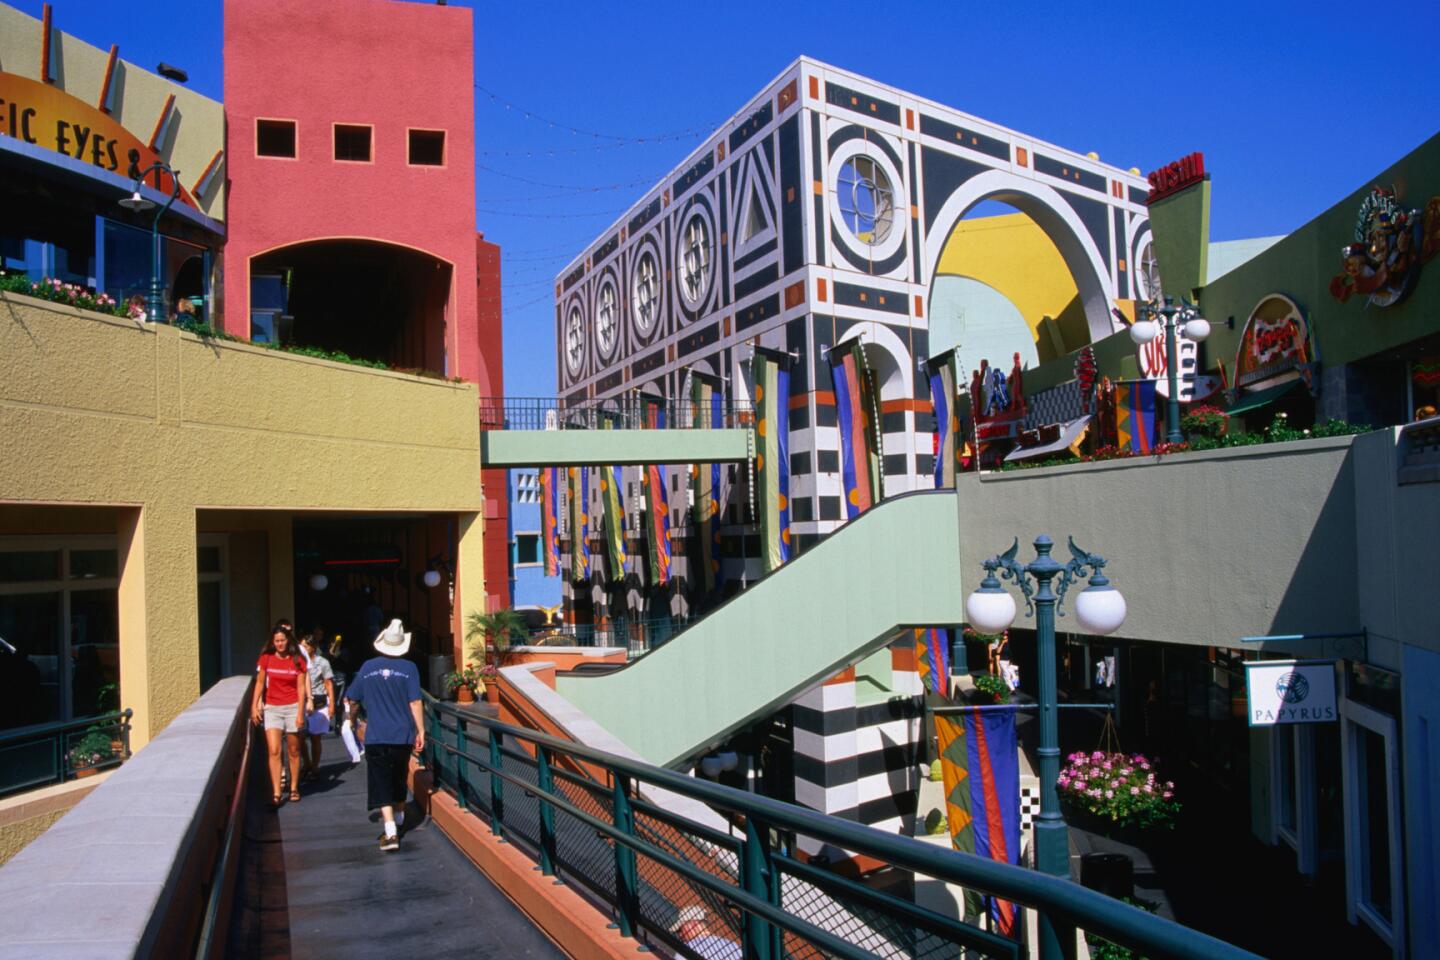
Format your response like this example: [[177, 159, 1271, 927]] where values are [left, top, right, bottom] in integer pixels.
[[227, 736, 565, 960]]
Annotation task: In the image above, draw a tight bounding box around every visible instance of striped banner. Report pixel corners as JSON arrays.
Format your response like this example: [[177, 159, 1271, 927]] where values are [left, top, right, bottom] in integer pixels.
[[927, 352, 960, 489], [936, 710, 1021, 935], [643, 462, 671, 585], [914, 627, 952, 697], [1116, 379, 1159, 454], [691, 374, 724, 597], [752, 347, 792, 572], [541, 467, 560, 577], [830, 341, 876, 518], [601, 465, 626, 582]]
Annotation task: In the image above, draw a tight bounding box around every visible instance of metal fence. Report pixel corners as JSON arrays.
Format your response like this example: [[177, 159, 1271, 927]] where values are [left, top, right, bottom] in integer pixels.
[[425, 699, 1261, 960], [479, 396, 754, 432], [0, 709, 133, 798], [525, 615, 690, 658]]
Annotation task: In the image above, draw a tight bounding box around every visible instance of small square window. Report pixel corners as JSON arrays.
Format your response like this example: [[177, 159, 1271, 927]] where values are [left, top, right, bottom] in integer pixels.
[[515, 534, 541, 566], [408, 129, 445, 166], [334, 124, 372, 162], [256, 119, 296, 158]]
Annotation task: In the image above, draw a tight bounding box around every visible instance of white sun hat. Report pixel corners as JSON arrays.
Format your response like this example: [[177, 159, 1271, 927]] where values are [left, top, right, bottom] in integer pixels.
[[373, 618, 412, 657]]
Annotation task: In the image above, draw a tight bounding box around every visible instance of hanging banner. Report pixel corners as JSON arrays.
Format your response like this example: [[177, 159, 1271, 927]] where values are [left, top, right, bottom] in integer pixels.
[[1245, 661, 1337, 726], [691, 373, 725, 597], [831, 341, 879, 517], [541, 467, 560, 577], [567, 467, 591, 582], [1115, 379, 1159, 454], [752, 347, 792, 572], [643, 463, 671, 585], [936, 710, 1021, 935], [915, 627, 952, 697], [927, 352, 960, 489], [601, 465, 626, 582]]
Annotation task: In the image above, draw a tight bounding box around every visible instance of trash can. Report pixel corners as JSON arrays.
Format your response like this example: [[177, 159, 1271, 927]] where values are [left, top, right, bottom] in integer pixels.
[[428, 654, 454, 697], [1080, 853, 1133, 901]]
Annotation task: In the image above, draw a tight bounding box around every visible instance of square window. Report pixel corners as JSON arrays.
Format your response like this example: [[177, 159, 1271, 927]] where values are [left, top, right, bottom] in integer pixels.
[[408, 129, 446, 166], [334, 124, 372, 162], [515, 533, 541, 566], [256, 119, 296, 158]]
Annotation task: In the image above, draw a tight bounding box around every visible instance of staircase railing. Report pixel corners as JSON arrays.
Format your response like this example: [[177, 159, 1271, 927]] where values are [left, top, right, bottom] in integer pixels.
[[424, 697, 1261, 960]]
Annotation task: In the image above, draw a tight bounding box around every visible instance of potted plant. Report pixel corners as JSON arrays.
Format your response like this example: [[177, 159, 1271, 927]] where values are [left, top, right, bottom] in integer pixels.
[[1058, 750, 1179, 838], [444, 664, 485, 704], [68, 729, 116, 778], [972, 673, 1011, 705], [479, 663, 500, 705], [465, 608, 527, 668]]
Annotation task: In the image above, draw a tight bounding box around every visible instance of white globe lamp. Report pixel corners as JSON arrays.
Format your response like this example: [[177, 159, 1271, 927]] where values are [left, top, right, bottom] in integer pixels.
[[308, 573, 329, 592], [1128, 319, 1160, 344], [422, 569, 442, 588], [966, 574, 1017, 635], [699, 756, 724, 778], [1182, 316, 1211, 342], [1073, 574, 1127, 636]]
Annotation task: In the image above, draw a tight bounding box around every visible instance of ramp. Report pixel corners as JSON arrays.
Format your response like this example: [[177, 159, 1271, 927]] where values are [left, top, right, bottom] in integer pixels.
[[555, 490, 965, 767]]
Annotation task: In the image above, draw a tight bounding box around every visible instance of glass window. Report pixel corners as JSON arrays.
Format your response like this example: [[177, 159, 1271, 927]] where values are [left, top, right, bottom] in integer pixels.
[[69, 588, 119, 718], [515, 534, 541, 566], [256, 119, 297, 158], [596, 281, 618, 357], [0, 551, 61, 582], [69, 549, 117, 581], [679, 215, 712, 307], [103, 219, 150, 308], [565, 305, 585, 375], [197, 546, 222, 574], [408, 129, 445, 166], [631, 250, 659, 337], [836, 156, 894, 245], [0, 591, 63, 729], [334, 124, 372, 162]]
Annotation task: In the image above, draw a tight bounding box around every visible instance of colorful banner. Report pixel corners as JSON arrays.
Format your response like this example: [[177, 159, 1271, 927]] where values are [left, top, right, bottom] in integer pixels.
[[1116, 379, 1159, 454], [643, 463, 671, 585], [752, 347, 792, 572], [601, 465, 626, 582], [936, 710, 1021, 935], [568, 467, 591, 581], [691, 374, 725, 597], [831, 342, 876, 518], [927, 352, 960, 489], [542, 467, 560, 577], [915, 627, 952, 697]]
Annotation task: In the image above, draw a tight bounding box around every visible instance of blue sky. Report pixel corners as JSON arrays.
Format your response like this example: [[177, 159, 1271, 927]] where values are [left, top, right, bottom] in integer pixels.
[[18, 0, 1439, 396]]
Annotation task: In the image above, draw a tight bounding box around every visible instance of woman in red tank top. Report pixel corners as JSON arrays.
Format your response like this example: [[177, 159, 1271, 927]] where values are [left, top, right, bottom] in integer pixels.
[[250, 624, 311, 806]]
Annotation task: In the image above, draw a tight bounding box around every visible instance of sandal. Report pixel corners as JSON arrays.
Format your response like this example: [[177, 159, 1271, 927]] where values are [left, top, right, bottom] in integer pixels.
[[271, 793, 282, 808], [288, 790, 301, 803]]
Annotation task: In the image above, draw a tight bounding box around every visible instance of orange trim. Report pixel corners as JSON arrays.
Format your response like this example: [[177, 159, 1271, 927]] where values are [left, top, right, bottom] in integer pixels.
[[880, 398, 931, 414], [783, 280, 806, 309], [824, 666, 856, 685], [816, 278, 828, 302], [39, 4, 53, 83], [913, 295, 924, 318], [787, 394, 809, 410], [808, 76, 819, 100], [148, 93, 175, 150], [905, 108, 915, 130], [891, 645, 918, 671], [812, 390, 837, 407], [98, 44, 119, 112], [191, 149, 223, 196], [1015, 146, 1028, 168]]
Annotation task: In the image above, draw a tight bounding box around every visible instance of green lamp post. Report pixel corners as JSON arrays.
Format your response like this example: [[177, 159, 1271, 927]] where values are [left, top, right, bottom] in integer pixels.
[[967, 535, 1127, 960], [117, 158, 181, 324], [1129, 296, 1212, 444]]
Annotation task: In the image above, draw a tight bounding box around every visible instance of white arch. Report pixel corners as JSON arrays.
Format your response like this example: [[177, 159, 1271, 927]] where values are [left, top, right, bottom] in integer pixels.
[[835, 319, 912, 400], [922, 169, 1118, 345]]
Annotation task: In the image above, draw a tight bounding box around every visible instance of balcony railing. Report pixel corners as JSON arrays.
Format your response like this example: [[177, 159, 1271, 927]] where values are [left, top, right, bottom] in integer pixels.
[[426, 699, 1260, 960], [479, 396, 753, 431], [0, 709, 133, 798], [526, 615, 691, 658]]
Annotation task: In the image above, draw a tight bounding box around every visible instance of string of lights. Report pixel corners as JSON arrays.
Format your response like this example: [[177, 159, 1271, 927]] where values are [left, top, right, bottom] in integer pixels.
[[475, 161, 669, 193], [474, 81, 720, 144], [475, 206, 630, 220], [475, 139, 700, 159]]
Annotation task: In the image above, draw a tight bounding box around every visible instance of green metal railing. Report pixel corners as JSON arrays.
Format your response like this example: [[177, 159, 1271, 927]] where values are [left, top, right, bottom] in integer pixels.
[[425, 697, 1261, 960], [530, 614, 690, 657], [0, 709, 133, 798], [479, 395, 753, 431]]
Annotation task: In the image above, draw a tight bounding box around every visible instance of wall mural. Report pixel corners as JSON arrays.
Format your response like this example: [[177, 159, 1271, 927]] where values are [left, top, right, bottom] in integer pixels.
[[1329, 187, 1440, 308]]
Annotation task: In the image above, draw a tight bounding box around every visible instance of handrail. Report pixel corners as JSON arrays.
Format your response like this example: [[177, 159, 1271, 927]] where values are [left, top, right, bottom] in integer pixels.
[[477, 395, 753, 431], [194, 681, 256, 958], [425, 696, 1262, 960], [0, 709, 133, 747]]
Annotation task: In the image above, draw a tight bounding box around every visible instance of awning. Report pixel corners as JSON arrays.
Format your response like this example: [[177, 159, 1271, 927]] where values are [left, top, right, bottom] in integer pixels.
[[1226, 379, 1300, 417], [1004, 415, 1092, 462]]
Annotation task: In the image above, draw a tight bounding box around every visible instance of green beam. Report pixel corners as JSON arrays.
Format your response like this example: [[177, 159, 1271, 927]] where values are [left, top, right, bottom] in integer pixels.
[[481, 428, 751, 468], [556, 491, 965, 766]]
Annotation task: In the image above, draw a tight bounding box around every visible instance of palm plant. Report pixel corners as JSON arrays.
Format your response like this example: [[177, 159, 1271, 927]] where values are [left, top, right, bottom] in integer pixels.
[[465, 608, 527, 665]]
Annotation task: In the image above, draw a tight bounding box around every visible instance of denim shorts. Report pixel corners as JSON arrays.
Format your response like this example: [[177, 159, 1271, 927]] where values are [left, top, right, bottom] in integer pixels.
[[263, 702, 301, 732]]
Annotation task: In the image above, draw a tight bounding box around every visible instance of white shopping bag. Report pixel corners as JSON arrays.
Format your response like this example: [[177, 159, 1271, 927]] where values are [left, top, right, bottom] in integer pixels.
[[998, 659, 1021, 691], [340, 719, 363, 762], [307, 707, 331, 736]]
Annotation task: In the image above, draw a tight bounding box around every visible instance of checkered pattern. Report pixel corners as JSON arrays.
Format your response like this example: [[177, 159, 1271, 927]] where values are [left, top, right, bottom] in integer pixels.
[[1020, 779, 1040, 834], [1023, 381, 1085, 430]]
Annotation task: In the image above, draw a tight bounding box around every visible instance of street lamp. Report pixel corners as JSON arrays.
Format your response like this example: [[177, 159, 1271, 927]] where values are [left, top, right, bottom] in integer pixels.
[[1128, 296, 1210, 444], [118, 159, 181, 324], [967, 535, 1126, 960]]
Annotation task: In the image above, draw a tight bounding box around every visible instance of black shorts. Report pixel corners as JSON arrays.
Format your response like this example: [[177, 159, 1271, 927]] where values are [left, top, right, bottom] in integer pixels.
[[365, 743, 411, 810]]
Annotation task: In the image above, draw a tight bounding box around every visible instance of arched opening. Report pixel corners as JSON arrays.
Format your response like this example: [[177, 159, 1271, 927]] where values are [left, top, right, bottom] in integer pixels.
[[249, 239, 452, 376], [924, 172, 1117, 372]]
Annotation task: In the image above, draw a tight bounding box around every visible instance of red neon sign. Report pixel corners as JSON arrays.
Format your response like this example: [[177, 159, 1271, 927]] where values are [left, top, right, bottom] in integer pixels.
[[1146, 152, 1205, 204]]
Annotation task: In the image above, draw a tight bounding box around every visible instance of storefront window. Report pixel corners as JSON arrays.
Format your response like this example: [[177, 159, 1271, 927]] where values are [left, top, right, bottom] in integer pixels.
[[102, 219, 209, 320]]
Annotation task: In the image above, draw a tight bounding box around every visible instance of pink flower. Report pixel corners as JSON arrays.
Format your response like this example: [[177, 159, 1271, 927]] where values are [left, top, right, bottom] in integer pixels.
[[1165, 781, 1174, 789], [1091, 751, 1104, 760], [1074, 780, 1086, 791], [1102, 761, 1113, 771], [1162, 791, 1173, 799], [1130, 787, 1140, 795], [1143, 783, 1153, 793], [1104, 789, 1114, 799]]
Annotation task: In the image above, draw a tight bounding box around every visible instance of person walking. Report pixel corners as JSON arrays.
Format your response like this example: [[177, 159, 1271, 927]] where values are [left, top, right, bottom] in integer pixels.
[[298, 630, 336, 780], [251, 624, 310, 806], [344, 619, 424, 852]]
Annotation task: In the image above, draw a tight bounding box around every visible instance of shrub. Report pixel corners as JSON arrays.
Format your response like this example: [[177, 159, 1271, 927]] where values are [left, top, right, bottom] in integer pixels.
[[1179, 404, 1226, 439], [67, 729, 116, 770], [2, 272, 127, 317], [1059, 750, 1179, 830], [973, 673, 1011, 704]]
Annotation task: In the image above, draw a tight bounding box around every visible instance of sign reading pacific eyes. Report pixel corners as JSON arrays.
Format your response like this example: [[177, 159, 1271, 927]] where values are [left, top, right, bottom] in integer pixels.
[[0, 70, 197, 209], [1244, 661, 1337, 726]]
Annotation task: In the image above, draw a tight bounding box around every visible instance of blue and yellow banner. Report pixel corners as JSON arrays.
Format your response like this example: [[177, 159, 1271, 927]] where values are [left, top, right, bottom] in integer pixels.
[[643, 463, 671, 585], [600, 465, 626, 582], [752, 347, 792, 572], [927, 352, 960, 489], [542, 467, 561, 577], [936, 710, 1021, 935], [1116, 379, 1159, 454], [568, 466, 591, 582]]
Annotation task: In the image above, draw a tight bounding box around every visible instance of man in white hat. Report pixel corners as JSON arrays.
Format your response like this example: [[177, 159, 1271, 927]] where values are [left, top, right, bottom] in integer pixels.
[[343, 619, 425, 852]]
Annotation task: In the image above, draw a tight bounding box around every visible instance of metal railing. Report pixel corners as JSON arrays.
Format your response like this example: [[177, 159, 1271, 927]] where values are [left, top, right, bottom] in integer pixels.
[[526, 615, 691, 657], [425, 699, 1261, 960], [479, 395, 753, 431], [0, 709, 133, 798]]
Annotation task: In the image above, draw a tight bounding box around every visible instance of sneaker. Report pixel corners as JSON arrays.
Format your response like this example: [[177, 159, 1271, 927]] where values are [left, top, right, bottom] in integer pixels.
[[378, 832, 400, 852]]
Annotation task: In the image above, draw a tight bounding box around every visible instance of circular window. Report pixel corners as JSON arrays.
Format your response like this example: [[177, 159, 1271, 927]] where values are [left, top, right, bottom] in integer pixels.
[[679, 214, 713, 309], [631, 250, 660, 337], [596, 280, 618, 358], [564, 305, 585, 375], [1137, 240, 1162, 302], [836, 156, 895, 245]]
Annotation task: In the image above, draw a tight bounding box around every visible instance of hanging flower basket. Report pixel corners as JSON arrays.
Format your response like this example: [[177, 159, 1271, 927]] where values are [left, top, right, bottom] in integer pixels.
[[1059, 750, 1179, 831]]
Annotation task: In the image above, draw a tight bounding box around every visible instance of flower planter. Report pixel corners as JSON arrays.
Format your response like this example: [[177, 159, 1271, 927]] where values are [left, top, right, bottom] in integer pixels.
[[455, 684, 475, 704], [75, 767, 98, 779], [485, 682, 500, 705]]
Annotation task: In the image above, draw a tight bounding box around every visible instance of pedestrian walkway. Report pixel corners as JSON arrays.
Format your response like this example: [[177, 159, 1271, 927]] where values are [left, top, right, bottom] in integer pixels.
[[226, 736, 565, 960]]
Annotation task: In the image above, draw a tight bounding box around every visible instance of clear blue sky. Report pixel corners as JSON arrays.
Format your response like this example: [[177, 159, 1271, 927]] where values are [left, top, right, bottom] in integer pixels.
[[19, 0, 1438, 396]]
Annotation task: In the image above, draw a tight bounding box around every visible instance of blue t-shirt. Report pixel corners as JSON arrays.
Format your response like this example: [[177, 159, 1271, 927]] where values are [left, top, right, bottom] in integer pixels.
[[346, 656, 421, 745]]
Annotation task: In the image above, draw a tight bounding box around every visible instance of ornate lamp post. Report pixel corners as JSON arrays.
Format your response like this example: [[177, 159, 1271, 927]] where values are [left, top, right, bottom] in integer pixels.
[[117, 159, 182, 323], [966, 535, 1127, 960], [1129, 296, 1211, 444]]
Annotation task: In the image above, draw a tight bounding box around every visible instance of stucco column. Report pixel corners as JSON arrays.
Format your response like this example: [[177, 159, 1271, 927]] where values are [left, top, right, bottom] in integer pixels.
[[263, 512, 295, 628], [453, 511, 485, 665], [116, 501, 199, 748]]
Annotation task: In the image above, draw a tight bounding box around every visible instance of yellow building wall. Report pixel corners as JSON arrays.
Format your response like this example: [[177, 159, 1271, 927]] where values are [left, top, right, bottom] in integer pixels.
[[934, 212, 1090, 360], [0, 292, 484, 743], [0, 3, 226, 219]]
